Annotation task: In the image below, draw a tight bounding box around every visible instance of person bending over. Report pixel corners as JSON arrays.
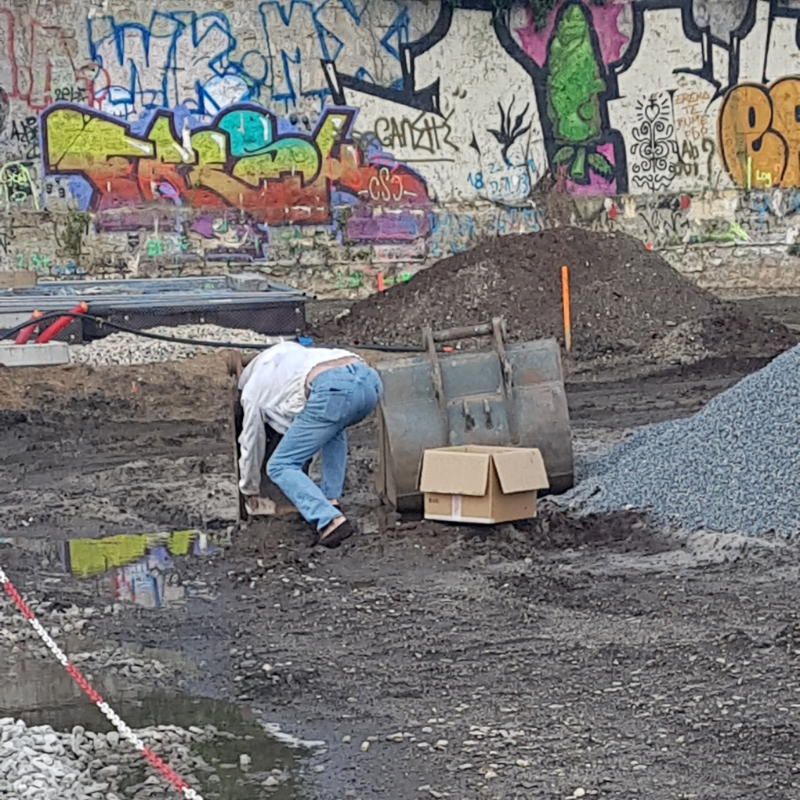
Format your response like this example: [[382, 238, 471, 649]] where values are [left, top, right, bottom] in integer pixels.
[[238, 341, 383, 548]]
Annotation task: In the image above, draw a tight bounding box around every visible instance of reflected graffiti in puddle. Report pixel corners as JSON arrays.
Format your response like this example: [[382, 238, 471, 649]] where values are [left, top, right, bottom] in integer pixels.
[[0, 530, 317, 799], [0, 529, 218, 608]]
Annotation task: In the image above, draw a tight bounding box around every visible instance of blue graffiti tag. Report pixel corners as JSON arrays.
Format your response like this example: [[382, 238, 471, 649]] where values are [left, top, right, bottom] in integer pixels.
[[88, 11, 269, 117]]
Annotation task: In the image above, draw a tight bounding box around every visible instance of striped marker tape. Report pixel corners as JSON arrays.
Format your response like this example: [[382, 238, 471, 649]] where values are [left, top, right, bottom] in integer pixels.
[[0, 562, 204, 800]]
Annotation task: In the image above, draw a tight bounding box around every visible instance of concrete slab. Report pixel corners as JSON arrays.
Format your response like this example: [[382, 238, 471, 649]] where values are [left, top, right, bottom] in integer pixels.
[[0, 270, 36, 289], [0, 342, 71, 368]]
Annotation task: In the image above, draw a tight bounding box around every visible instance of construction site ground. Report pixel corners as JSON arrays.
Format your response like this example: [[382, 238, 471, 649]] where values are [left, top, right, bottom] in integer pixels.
[[2, 294, 800, 800]]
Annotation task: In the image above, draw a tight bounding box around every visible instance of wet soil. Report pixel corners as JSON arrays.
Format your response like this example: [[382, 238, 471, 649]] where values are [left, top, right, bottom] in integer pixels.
[[2, 298, 800, 798]]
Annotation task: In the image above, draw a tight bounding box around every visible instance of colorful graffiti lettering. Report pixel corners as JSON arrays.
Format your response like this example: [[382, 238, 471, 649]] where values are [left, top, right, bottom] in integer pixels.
[[718, 77, 800, 190], [41, 103, 432, 242]]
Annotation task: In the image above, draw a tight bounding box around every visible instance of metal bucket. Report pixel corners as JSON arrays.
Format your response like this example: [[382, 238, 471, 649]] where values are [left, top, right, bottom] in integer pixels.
[[375, 318, 574, 511]]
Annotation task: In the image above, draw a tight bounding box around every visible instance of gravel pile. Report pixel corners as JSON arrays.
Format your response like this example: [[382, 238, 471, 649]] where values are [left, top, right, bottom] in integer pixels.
[[556, 344, 800, 535], [0, 717, 286, 800], [70, 325, 283, 366]]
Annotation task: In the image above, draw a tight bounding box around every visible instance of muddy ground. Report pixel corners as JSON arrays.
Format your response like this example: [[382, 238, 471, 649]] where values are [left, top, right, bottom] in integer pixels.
[[2, 297, 800, 799]]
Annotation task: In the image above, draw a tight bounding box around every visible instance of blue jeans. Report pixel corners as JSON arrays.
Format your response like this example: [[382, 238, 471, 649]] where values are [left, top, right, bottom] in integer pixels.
[[267, 362, 383, 531]]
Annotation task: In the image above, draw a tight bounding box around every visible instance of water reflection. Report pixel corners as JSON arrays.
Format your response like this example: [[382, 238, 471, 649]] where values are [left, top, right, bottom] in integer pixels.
[[17, 689, 308, 800], [0, 530, 215, 609]]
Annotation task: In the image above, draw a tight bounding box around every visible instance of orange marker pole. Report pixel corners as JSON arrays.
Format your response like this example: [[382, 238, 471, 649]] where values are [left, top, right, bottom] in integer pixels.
[[377, 272, 385, 293], [561, 265, 572, 353]]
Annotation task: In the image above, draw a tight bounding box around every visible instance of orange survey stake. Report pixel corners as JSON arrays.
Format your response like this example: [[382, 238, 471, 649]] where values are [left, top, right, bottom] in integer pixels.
[[561, 265, 572, 353]]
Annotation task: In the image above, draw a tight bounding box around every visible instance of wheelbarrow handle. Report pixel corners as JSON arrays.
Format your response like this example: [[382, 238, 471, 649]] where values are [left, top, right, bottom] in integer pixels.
[[429, 318, 507, 344]]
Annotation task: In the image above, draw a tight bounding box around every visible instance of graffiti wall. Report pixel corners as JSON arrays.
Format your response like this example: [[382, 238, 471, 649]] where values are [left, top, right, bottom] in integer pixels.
[[3, 0, 800, 293]]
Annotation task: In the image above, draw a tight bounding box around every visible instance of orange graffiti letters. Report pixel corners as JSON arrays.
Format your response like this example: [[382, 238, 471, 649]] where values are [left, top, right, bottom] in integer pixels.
[[718, 78, 800, 189]]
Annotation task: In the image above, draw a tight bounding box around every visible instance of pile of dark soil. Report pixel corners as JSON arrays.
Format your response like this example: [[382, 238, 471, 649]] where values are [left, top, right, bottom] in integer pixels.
[[318, 228, 796, 360]]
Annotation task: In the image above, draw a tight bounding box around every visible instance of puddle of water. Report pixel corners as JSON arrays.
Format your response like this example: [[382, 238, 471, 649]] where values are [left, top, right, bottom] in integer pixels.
[[0, 530, 321, 800], [1, 646, 310, 800], [0, 529, 218, 609], [0, 531, 316, 797], [20, 691, 309, 800]]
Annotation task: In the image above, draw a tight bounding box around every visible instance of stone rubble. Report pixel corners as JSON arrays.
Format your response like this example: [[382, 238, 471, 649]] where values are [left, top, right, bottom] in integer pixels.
[[69, 324, 284, 367], [0, 717, 290, 800]]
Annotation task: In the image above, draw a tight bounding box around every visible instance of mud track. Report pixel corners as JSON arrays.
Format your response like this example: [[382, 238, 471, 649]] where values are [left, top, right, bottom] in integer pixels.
[[2, 341, 800, 799]]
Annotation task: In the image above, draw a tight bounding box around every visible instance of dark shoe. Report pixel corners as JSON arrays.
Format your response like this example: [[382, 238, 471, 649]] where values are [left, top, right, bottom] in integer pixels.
[[317, 520, 355, 549]]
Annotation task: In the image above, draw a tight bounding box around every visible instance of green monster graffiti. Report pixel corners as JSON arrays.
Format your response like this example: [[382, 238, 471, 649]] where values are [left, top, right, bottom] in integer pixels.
[[546, 3, 612, 184]]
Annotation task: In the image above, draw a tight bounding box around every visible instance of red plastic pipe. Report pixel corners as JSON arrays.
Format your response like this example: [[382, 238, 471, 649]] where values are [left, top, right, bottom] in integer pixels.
[[14, 310, 43, 345], [36, 302, 89, 344]]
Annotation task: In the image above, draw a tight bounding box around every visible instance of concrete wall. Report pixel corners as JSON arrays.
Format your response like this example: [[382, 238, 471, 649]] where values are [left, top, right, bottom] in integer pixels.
[[2, 0, 800, 296]]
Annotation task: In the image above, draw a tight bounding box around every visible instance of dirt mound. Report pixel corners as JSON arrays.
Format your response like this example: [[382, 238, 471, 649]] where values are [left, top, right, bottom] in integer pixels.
[[318, 228, 796, 360]]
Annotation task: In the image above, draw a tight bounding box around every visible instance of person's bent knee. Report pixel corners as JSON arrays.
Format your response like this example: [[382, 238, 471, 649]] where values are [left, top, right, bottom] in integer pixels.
[[266, 457, 284, 483]]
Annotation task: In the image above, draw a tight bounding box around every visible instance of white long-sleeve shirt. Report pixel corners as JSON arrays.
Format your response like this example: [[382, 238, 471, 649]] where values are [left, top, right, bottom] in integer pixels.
[[237, 341, 359, 495]]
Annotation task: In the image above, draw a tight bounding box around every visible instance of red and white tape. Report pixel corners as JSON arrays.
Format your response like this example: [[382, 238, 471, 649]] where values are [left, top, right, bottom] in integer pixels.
[[0, 562, 204, 800]]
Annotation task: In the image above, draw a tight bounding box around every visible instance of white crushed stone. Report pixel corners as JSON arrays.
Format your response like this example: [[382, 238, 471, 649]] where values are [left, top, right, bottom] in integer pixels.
[[556, 344, 800, 536], [0, 716, 292, 799], [0, 717, 214, 800], [69, 325, 285, 366]]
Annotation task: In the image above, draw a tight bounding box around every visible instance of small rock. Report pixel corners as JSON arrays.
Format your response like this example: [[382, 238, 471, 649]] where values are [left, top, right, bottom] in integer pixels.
[[360, 741, 370, 753]]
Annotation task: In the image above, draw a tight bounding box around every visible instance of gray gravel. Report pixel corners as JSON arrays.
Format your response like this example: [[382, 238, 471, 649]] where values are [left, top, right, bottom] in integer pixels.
[[0, 716, 255, 800], [556, 343, 800, 536]]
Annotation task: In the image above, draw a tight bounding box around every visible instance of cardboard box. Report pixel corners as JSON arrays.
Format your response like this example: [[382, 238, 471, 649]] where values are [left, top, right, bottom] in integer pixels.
[[419, 445, 549, 524]]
